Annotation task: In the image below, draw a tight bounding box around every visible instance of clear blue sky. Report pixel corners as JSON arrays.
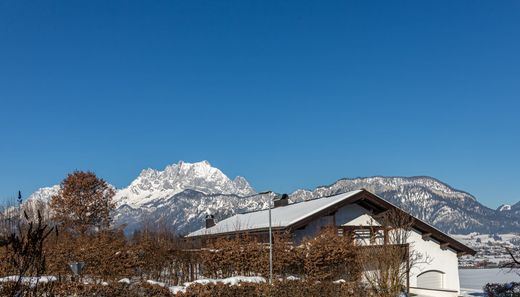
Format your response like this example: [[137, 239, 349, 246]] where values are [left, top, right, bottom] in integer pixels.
[[0, 0, 519, 208]]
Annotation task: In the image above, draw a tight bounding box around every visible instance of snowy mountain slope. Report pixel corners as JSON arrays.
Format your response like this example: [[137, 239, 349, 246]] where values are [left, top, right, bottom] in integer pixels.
[[25, 161, 262, 234], [497, 204, 512, 212], [494, 200, 520, 222], [115, 190, 273, 234], [26, 185, 60, 203], [114, 161, 255, 208], [24, 161, 520, 235], [289, 176, 520, 234]]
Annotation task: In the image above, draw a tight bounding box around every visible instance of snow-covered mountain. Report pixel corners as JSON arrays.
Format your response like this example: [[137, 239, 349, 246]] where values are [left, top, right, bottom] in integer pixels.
[[25, 161, 264, 233], [26, 185, 60, 203], [24, 161, 520, 235], [497, 204, 512, 212], [114, 161, 255, 208], [494, 200, 520, 223], [514, 202, 520, 212], [289, 176, 520, 234]]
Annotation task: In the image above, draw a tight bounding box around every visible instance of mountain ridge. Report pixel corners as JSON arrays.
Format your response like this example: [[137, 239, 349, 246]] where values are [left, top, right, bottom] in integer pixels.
[[313, 175, 477, 199], [24, 161, 519, 235]]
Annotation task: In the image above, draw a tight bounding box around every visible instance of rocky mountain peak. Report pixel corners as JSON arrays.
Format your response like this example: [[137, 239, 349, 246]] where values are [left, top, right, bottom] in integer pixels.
[[21, 163, 519, 235], [114, 161, 256, 207], [233, 176, 254, 195], [26, 185, 60, 203]]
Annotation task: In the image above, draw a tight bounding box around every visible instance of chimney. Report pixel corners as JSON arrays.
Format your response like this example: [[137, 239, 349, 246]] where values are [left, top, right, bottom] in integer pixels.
[[273, 194, 289, 208], [205, 214, 216, 229]]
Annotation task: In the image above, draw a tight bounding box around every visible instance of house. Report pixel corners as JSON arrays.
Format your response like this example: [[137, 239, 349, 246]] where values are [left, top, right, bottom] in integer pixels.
[[187, 189, 476, 297]]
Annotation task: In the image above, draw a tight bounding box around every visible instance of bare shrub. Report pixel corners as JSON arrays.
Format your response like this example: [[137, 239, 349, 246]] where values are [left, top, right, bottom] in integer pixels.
[[483, 282, 520, 297], [358, 209, 428, 297], [271, 232, 303, 277], [46, 281, 174, 297], [174, 280, 368, 297], [0, 210, 56, 297], [44, 226, 135, 282], [301, 227, 360, 281], [130, 224, 181, 284], [200, 234, 268, 278], [199, 228, 360, 282]]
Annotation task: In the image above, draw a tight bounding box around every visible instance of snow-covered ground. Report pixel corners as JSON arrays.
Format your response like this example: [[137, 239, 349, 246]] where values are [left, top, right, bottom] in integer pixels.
[[0, 276, 57, 286], [459, 268, 519, 296], [452, 233, 520, 267], [145, 276, 266, 295]]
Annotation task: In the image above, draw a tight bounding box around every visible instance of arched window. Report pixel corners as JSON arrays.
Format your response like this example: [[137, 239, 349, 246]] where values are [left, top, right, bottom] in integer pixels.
[[417, 270, 445, 289]]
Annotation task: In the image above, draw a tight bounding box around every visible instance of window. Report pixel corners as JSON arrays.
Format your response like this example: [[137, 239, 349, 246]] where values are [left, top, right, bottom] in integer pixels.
[[417, 270, 445, 290], [354, 229, 371, 244]]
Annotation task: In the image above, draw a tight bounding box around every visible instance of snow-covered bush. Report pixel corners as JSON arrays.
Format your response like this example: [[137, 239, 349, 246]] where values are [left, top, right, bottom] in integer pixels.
[[484, 282, 520, 297]]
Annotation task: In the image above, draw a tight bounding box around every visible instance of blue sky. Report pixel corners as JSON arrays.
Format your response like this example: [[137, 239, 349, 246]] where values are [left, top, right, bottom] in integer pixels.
[[0, 0, 519, 208]]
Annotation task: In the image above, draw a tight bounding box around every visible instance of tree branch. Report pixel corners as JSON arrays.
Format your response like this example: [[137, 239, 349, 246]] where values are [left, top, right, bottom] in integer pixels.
[[500, 247, 520, 269]]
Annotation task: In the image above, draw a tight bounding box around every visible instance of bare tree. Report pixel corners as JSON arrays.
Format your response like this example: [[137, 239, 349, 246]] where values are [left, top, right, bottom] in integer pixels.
[[501, 247, 520, 275], [359, 209, 429, 297]]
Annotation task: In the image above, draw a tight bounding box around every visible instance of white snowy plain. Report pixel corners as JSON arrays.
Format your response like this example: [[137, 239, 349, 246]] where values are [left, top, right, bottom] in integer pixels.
[[166, 276, 266, 294], [459, 268, 519, 296]]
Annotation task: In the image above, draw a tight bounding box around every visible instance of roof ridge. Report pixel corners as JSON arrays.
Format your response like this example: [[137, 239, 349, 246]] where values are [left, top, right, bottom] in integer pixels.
[[186, 190, 363, 237], [237, 189, 362, 215]]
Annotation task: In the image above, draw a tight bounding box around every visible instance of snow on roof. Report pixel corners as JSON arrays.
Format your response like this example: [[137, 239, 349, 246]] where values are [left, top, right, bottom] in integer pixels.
[[187, 190, 362, 237]]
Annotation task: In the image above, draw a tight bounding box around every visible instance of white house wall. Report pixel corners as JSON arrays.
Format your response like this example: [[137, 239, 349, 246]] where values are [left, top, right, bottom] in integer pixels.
[[292, 203, 460, 297], [336, 204, 371, 225], [408, 229, 460, 296]]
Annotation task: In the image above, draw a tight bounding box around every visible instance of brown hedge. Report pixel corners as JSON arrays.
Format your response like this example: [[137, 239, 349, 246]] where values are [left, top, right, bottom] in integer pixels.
[[175, 280, 370, 297]]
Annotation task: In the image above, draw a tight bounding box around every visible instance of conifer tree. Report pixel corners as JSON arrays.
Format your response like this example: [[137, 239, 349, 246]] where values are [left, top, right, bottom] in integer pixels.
[[17, 191, 22, 205]]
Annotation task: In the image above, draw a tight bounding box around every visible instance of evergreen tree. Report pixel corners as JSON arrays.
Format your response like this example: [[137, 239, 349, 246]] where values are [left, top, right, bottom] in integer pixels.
[[17, 190, 22, 205]]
